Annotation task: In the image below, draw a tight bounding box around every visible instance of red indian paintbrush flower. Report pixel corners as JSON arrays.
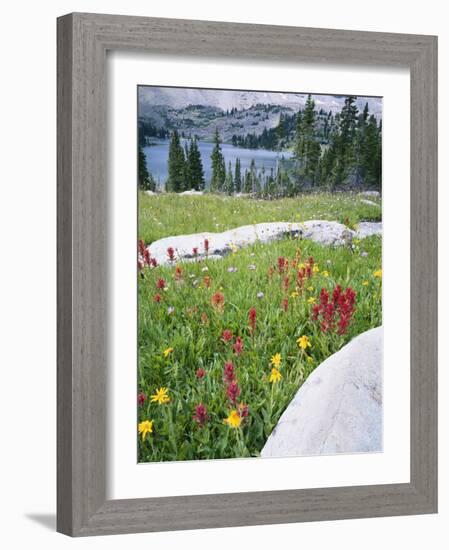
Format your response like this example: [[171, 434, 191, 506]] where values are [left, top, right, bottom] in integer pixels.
[[248, 307, 257, 334], [211, 292, 225, 311], [233, 336, 244, 355], [222, 329, 233, 343], [192, 403, 209, 427], [204, 238, 209, 255], [283, 276, 290, 292], [312, 284, 357, 335], [167, 247, 175, 261], [226, 380, 241, 404], [238, 402, 249, 418], [174, 266, 183, 281], [156, 278, 166, 289], [138, 239, 146, 257], [282, 298, 289, 312], [277, 256, 286, 274], [223, 361, 236, 384], [196, 367, 206, 379], [137, 392, 146, 407], [153, 293, 162, 303], [192, 247, 198, 257], [150, 258, 158, 268]]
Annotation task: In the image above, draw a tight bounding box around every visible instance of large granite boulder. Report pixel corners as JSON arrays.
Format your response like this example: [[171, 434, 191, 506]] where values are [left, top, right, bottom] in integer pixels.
[[355, 221, 382, 239], [147, 220, 378, 266], [261, 326, 383, 457]]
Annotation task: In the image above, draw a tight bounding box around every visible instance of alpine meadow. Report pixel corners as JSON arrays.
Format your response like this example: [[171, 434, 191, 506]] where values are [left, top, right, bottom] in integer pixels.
[[137, 86, 383, 462]]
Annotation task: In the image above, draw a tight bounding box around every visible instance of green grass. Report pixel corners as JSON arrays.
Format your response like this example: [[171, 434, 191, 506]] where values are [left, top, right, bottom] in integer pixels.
[[139, 191, 381, 244], [137, 194, 382, 462]]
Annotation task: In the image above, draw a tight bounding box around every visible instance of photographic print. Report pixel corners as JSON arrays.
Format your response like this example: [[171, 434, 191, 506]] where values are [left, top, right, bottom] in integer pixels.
[[137, 86, 382, 463]]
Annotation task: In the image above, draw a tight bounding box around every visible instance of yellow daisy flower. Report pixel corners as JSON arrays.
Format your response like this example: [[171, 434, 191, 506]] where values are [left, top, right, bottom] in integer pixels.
[[362, 280, 369, 286], [373, 269, 382, 278], [270, 353, 282, 368], [297, 335, 311, 350], [322, 270, 329, 277], [269, 367, 282, 384], [163, 347, 174, 358], [307, 297, 316, 304], [138, 419, 153, 440], [224, 410, 242, 428], [312, 265, 320, 273], [150, 387, 170, 405]]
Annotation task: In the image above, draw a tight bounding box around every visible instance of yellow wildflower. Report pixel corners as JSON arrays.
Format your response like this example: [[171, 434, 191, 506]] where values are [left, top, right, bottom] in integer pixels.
[[297, 335, 311, 350], [163, 347, 173, 358], [312, 265, 320, 273], [306, 355, 314, 364], [307, 286, 314, 292], [362, 280, 369, 286], [307, 297, 316, 304], [269, 367, 282, 384], [224, 410, 242, 428], [138, 419, 153, 440], [373, 269, 382, 278], [322, 270, 329, 278], [270, 353, 282, 368], [150, 387, 170, 405], [290, 291, 299, 298]]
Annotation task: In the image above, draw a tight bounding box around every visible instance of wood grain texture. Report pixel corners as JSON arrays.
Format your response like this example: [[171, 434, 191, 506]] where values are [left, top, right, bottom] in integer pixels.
[[57, 12, 438, 536]]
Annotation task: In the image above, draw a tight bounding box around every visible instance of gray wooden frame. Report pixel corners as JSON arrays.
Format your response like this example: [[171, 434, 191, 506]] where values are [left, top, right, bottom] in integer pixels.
[[57, 12, 438, 537]]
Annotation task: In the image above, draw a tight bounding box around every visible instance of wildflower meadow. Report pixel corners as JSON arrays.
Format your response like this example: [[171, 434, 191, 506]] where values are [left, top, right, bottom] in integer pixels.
[[137, 193, 382, 462]]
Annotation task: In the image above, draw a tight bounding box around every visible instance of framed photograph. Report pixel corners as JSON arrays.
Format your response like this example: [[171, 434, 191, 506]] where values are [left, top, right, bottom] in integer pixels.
[[57, 13, 437, 536]]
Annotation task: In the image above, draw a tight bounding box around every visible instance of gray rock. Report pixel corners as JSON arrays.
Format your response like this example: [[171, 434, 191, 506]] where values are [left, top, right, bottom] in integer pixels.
[[147, 221, 358, 266], [360, 198, 380, 207], [261, 326, 383, 457], [361, 190, 381, 198], [147, 220, 382, 266], [355, 221, 382, 239], [179, 189, 204, 196]]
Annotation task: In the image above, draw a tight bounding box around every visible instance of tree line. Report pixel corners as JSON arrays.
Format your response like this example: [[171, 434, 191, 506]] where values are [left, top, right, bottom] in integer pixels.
[[138, 94, 382, 194]]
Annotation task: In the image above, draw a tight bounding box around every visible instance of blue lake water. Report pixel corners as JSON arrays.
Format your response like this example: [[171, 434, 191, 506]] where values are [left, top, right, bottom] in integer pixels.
[[143, 139, 293, 188]]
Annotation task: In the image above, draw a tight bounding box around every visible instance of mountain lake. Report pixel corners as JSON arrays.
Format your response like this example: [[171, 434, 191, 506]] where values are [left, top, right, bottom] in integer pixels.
[[143, 139, 294, 188]]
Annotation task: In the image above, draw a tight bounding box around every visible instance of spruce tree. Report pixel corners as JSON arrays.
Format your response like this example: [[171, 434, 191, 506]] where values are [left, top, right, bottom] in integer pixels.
[[234, 158, 242, 193], [243, 169, 252, 194], [210, 128, 226, 192], [295, 95, 321, 187], [138, 146, 157, 191], [187, 138, 205, 190], [225, 161, 234, 195], [167, 130, 186, 192], [361, 114, 382, 187], [333, 96, 358, 187]]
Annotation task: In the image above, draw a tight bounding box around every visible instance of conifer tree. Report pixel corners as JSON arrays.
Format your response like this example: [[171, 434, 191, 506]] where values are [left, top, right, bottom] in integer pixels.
[[138, 146, 156, 191], [167, 130, 186, 192], [294, 95, 321, 187], [225, 161, 234, 195], [234, 157, 242, 193], [361, 114, 382, 186], [210, 128, 226, 192], [243, 168, 252, 194], [187, 138, 205, 190]]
